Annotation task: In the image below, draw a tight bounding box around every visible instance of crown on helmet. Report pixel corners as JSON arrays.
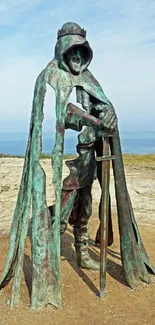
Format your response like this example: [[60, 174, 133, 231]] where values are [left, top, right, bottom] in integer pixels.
[[57, 22, 86, 39]]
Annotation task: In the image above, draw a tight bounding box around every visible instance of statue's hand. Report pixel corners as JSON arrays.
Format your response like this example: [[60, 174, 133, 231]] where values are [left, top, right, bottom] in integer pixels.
[[99, 107, 117, 131]]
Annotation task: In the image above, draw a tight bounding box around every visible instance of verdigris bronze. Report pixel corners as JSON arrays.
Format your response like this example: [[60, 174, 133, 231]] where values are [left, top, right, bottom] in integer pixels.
[[0, 22, 154, 310]]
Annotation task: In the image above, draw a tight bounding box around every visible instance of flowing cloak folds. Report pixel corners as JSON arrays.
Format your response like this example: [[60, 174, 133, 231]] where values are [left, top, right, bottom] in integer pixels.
[[0, 32, 154, 310]]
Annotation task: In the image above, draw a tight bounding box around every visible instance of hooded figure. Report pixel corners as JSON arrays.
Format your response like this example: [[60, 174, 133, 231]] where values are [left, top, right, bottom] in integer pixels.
[[0, 22, 154, 310]]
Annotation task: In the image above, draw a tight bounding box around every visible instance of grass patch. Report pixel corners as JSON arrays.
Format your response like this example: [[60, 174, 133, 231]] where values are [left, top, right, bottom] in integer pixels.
[[0, 153, 77, 160], [40, 153, 77, 159], [123, 154, 155, 168], [0, 153, 24, 158], [0, 153, 11, 158], [0, 152, 155, 168]]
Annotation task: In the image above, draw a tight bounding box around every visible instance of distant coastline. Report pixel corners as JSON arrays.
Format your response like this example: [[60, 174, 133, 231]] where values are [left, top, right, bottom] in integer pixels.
[[0, 130, 155, 156]]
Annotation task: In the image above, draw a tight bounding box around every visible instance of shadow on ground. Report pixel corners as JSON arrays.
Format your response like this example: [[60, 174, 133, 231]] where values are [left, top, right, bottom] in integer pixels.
[[24, 224, 127, 301]]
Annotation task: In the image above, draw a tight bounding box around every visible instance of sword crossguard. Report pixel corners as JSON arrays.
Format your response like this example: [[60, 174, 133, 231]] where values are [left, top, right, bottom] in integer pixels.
[[96, 155, 115, 161]]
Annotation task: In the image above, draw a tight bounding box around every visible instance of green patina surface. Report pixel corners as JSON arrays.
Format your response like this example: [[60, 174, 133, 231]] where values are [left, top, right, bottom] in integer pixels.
[[0, 22, 154, 310]]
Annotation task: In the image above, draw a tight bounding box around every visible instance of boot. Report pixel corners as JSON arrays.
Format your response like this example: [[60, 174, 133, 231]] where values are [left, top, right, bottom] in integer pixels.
[[73, 225, 100, 270]]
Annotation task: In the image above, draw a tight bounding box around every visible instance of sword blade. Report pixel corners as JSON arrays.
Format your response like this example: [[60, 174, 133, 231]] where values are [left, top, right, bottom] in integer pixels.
[[100, 137, 110, 298]]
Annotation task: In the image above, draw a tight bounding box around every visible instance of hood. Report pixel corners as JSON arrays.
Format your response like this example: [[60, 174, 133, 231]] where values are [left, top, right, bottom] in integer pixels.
[[54, 32, 93, 73]]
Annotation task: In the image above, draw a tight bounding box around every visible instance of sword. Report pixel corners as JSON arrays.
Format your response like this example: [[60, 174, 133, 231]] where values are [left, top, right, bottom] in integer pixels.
[[96, 136, 115, 298]]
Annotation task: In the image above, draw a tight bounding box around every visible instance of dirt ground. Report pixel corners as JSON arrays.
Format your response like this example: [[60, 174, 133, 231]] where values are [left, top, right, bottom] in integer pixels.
[[0, 159, 155, 325], [0, 210, 155, 325]]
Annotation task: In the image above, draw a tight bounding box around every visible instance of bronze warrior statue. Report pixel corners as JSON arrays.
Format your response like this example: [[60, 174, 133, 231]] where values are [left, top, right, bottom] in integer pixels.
[[0, 22, 154, 310], [58, 24, 116, 270]]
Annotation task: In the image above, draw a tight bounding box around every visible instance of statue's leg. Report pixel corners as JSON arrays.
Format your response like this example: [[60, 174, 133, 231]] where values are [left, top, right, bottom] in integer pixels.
[[94, 139, 114, 246], [70, 185, 100, 270]]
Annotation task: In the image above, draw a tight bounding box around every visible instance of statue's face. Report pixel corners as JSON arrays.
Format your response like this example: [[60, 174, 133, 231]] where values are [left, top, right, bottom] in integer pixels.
[[66, 47, 83, 74]]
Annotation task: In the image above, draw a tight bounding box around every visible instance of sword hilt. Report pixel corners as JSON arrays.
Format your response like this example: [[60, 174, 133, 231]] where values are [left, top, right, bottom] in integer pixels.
[[96, 136, 115, 162], [103, 137, 110, 157]]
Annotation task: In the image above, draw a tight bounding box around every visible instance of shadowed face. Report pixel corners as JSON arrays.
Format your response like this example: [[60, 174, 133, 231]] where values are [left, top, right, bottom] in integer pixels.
[[66, 47, 84, 74]]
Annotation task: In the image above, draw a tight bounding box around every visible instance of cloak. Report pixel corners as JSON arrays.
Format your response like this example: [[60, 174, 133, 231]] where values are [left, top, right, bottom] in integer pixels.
[[0, 25, 154, 309]]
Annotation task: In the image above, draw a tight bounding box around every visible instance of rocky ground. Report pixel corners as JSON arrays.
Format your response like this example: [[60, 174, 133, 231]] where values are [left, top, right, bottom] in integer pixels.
[[0, 157, 155, 325]]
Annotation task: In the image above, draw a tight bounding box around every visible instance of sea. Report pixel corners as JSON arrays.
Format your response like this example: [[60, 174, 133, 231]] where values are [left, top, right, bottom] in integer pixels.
[[0, 130, 155, 156]]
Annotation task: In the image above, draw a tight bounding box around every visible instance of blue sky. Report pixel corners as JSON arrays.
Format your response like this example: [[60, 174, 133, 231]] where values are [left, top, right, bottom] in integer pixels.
[[0, 0, 155, 132]]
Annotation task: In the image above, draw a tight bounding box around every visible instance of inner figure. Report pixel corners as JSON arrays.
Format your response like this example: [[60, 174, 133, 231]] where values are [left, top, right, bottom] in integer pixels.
[[59, 37, 117, 270]]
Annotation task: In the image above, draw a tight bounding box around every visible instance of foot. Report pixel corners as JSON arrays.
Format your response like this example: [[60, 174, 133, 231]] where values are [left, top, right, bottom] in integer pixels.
[[80, 257, 100, 270], [76, 253, 100, 270]]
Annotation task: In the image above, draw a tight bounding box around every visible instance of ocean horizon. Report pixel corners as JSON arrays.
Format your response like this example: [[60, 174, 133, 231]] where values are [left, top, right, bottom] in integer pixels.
[[0, 130, 155, 156]]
